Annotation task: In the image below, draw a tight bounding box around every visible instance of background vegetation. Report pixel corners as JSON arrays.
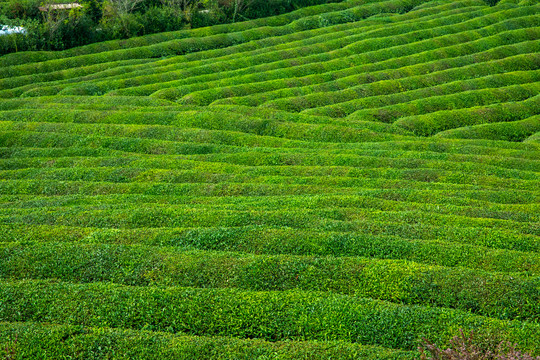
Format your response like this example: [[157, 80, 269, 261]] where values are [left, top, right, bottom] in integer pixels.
[[0, 0, 343, 53]]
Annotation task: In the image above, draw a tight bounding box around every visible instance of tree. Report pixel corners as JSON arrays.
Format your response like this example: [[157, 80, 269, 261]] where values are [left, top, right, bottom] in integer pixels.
[[159, 0, 218, 27], [102, 0, 144, 38], [108, 0, 145, 15], [83, 0, 103, 23]]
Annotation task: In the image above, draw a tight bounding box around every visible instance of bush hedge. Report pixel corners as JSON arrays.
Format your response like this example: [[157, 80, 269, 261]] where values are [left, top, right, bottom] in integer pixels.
[[0, 322, 416, 359], [0, 243, 538, 320]]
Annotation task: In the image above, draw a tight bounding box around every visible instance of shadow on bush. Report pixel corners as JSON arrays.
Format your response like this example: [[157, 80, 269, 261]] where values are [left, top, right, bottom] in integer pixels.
[[419, 329, 540, 360]]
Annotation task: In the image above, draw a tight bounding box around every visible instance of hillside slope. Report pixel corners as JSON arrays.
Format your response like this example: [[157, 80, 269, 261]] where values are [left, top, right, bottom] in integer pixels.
[[0, 0, 539, 358]]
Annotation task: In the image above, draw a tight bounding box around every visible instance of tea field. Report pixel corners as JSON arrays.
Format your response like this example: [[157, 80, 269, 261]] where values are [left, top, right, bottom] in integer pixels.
[[0, 0, 539, 358]]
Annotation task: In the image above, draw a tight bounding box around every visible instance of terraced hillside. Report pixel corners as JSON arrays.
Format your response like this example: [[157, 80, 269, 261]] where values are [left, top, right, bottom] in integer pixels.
[[0, 0, 539, 358]]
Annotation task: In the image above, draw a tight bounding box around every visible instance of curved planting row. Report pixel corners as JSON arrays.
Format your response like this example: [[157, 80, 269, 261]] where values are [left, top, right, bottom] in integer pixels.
[[2, 0, 485, 97]]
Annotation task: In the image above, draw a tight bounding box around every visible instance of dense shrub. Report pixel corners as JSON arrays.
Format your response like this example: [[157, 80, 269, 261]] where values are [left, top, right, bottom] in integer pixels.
[[436, 115, 540, 141], [2, 0, 41, 20], [0, 322, 416, 359], [2, 280, 540, 352], [395, 95, 540, 136], [0, 243, 538, 320]]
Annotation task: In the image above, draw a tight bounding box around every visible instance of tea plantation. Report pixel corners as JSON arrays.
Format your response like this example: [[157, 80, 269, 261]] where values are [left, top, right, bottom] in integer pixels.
[[0, 0, 539, 358]]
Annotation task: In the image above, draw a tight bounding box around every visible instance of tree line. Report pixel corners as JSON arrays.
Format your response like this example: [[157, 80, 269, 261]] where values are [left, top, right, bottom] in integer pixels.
[[0, 0, 340, 54]]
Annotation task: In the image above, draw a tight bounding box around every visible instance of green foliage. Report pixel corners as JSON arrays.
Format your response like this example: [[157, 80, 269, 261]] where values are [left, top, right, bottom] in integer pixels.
[[0, 0, 539, 357], [83, 0, 103, 23], [395, 95, 540, 136], [436, 115, 540, 141], [1, 280, 540, 353], [3, 0, 41, 20], [0, 322, 416, 359], [0, 0, 356, 54], [0, 243, 538, 321]]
